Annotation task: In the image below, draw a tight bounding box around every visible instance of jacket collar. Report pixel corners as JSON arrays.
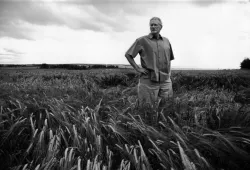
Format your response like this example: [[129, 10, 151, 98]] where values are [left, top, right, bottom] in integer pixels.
[[148, 33, 163, 40]]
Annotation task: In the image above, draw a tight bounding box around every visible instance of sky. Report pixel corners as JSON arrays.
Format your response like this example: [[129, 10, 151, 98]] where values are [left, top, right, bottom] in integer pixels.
[[0, 0, 250, 69]]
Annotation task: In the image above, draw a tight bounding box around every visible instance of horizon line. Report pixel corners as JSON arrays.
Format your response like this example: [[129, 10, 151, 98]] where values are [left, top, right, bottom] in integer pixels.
[[0, 63, 240, 70]]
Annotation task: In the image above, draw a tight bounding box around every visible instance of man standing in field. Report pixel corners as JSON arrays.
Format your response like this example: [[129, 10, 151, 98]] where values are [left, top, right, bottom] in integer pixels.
[[125, 17, 175, 109]]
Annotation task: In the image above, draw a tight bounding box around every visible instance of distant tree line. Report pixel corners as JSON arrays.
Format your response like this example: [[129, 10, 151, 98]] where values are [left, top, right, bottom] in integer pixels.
[[0, 64, 119, 69], [0, 64, 28, 67], [90, 65, 119, 69], [240, 58, 250, 70], [40, 64, 88, 70], [40, 63, 118, 70]]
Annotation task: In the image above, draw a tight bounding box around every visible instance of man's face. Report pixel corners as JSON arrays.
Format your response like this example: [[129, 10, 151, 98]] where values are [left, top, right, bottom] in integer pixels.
[[150, 19, 162, 34]]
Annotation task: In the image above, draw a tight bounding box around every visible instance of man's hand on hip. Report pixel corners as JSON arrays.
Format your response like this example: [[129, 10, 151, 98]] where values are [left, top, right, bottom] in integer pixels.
[[137, 68, 149, 75], [125, 55, 149, 75]]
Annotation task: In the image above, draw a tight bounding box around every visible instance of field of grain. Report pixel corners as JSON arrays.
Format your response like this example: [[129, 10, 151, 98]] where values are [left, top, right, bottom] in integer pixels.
[[0, 68, 250, 170]]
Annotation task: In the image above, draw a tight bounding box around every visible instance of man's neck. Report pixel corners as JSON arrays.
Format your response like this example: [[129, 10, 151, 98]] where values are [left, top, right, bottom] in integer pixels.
[[152, 33, 160, 39]]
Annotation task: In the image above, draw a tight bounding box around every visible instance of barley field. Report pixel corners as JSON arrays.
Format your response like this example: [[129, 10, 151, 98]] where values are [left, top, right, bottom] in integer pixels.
[[0, 68, 250, 170]]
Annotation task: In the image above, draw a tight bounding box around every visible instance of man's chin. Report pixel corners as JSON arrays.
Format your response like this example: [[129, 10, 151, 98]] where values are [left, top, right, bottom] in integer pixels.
[[151, 31, 158, 34]]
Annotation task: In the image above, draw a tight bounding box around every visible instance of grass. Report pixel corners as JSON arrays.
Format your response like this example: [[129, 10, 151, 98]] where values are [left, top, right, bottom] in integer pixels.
[[0, 68, 250, 170]]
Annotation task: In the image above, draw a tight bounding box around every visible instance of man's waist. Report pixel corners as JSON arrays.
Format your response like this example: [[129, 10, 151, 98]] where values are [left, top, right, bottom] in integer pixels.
[[140, 70, 171, 82], [141, 69, 171, 75]]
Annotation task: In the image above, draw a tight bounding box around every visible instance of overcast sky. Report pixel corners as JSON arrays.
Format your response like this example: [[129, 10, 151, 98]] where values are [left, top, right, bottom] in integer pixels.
[[0, 0, 250, 69]]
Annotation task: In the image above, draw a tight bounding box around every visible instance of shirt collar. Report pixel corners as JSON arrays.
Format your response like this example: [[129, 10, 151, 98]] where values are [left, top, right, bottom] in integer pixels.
[[148, 33, 163, 40]]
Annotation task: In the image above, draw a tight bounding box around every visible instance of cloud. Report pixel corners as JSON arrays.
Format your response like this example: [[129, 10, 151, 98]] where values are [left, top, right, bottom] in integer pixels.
[[0, 47, 23, 64], [87, 0, 152, 16], [0, 0, 64, 39], [48, 0, 148, 32], [1, 0, 249, 68], [0, 20, 34, 40], [0, 0, 148, 39], [0, 1, 64, 26], [3, 48, 24, 55], [0, 57, 20, 64], [190, 0, 244, 6], [57, 4, 130, 32]]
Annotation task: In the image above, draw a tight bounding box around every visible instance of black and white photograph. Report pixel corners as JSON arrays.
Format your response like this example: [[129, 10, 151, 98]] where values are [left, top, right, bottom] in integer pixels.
[[0, 0, 250, 169]]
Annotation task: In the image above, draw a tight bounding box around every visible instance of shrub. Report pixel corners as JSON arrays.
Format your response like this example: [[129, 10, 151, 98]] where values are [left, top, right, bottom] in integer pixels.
[[40, 63, 49, 69], [240, 58, 250, 69]]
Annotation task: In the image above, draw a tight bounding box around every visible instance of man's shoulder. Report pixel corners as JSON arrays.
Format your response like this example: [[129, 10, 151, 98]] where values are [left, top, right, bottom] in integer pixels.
[[136, 35, 148, 41], [162, 36, 170, 42], [135, 35, 171, 43]]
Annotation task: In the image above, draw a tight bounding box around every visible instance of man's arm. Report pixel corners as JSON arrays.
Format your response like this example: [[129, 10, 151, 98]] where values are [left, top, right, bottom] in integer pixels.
[[125, 39, 148, 75], [125, 54, 148, 75]]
